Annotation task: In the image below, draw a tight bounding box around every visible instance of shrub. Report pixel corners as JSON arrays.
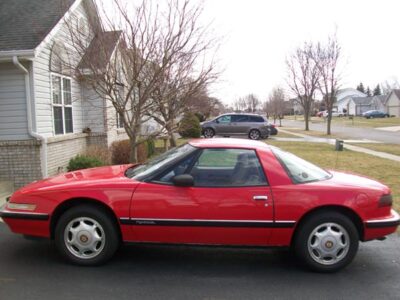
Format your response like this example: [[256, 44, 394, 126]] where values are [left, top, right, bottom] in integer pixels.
[[194, 112, 206, 122], [146, 138, 156, 158], [111, 139, 148, 164], [178, 112, 201, 138], [111, 140, 131, 164], [67, 155, 104, 171], [85, 145, 111, 165]]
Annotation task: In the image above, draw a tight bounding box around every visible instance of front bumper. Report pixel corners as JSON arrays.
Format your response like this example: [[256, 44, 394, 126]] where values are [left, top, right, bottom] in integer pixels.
[[0, 204, 50, 238]]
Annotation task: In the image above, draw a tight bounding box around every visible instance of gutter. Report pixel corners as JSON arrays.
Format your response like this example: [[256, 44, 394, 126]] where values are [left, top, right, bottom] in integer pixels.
[[12, 56, 48, 178]]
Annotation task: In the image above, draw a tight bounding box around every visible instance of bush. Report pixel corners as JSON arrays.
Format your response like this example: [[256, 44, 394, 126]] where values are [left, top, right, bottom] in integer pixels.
[[178, 112, 201, 138], [146, 138, 156, 158], [111, 140, 131, 164], [85, 145, 111, 165], [194, 112, 206, 122], [67, 155, 104, 171], [111, 139, 149, 164]]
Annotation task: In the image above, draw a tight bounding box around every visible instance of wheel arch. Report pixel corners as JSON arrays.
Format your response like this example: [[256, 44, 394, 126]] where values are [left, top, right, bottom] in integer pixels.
[[50, 197, 122, 240], [290, 205, 364, 246]]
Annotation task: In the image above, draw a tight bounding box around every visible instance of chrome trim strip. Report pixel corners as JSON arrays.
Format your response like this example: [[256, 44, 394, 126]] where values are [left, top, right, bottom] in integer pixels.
[[119, 217, 296, 228]]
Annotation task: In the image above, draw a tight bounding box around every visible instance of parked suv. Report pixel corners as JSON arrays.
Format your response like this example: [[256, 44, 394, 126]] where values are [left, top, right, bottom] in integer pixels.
[[201, 113, 270, 140]]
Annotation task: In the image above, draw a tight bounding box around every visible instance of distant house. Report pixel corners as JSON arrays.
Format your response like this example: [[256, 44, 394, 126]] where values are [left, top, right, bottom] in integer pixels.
[[384, 89, 400, 117], [337, 95, 386, 116], [0, 0, 129, 188]]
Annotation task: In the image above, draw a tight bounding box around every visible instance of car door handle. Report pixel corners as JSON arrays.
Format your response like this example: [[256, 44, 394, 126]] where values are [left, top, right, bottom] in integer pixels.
[[253, 195, 268, 201]]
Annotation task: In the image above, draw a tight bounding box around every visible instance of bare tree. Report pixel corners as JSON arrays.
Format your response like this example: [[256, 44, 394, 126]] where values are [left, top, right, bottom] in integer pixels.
[[313, 33, 342, 135], [268, 86, 286, 125], [147, 1, 220, 147], [244, 94, 260, 113], [233, 97, 247, 112], [63, 0, 218, 162], [286, 42, 320, 131]]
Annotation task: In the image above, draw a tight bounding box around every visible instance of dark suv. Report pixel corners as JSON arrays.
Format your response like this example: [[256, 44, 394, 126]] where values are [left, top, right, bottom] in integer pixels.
[[200, 113, 270, 140]]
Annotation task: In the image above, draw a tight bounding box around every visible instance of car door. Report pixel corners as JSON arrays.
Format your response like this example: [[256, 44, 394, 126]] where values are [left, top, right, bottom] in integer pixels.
[[214, 115, 233, 134], [129, 148, 274, 246], [231, 115, 250, 134]]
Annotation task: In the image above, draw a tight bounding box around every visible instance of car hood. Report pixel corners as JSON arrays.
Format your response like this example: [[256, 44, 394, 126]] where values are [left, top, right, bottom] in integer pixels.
[[13, 164, 138, 195]]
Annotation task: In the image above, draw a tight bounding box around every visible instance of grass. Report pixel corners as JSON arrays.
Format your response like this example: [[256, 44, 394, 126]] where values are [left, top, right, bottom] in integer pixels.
[[266, 140, 400, 212], [348, 143, 400, 157]]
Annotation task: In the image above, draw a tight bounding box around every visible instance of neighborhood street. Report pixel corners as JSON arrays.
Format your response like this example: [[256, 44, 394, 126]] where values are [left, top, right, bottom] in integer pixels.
[[0, 223, 399, 300], [281, 119, 400, 144]]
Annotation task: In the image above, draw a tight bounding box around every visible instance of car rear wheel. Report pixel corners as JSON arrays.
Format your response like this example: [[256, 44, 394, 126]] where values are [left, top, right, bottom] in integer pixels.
[[203, 128, 215, 138], [294, 212, 359, 272], [55, 205, 119, 266], [248, 129, 261, 140]]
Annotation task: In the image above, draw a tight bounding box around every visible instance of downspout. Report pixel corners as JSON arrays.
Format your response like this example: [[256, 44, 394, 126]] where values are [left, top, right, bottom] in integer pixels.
[[12, 56, 48, 178]]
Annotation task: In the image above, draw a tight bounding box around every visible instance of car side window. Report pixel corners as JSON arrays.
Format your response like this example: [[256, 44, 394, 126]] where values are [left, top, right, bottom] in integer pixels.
[[190, 149, 268, 187], [217, 115, 231, 123], [249, 116, 264, 122], [154, 154, 198, 183], [232, 115, 249, 122]]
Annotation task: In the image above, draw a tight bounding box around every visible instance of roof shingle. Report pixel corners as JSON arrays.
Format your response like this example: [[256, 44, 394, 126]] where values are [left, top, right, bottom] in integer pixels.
[[0, 0, 75, 51]]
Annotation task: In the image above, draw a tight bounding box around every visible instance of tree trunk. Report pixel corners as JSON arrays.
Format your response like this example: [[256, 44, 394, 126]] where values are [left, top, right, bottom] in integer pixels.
[[129, 135, 138, 163], [327, 114, 332, 135], [304, 105, 310, 131], [165, 123, 176, 148]]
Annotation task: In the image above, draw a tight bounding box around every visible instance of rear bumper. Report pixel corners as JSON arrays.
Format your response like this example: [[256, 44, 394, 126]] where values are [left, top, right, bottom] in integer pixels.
[[364, 209, 400, 241], [365, 210, 400, 228]]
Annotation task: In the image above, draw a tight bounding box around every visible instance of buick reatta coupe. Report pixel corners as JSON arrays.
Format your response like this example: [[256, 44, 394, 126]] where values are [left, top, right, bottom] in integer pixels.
[[1, 138, 399, 272]]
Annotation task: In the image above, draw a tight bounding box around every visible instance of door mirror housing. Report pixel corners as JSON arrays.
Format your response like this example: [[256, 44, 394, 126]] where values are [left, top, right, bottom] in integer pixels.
[[172, 174, 194, 187]]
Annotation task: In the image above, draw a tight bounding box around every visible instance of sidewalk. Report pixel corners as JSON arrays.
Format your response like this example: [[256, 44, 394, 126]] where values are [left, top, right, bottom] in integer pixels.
[[275, 129, 400, 163]]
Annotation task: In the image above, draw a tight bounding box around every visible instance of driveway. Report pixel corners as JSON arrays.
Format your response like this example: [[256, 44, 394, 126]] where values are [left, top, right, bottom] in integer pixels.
[[0, 223, 399, 300], [281, 119, 400, 144]]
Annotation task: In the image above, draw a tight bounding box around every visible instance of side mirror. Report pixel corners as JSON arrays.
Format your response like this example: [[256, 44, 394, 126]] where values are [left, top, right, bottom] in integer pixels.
[[172, 174, 194, 187], [215, 119, 219, 124]]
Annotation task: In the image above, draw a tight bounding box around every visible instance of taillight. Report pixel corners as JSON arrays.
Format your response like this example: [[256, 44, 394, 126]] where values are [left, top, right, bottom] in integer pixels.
[[378, 194, 393, 207], [271, 124, 276, 128]]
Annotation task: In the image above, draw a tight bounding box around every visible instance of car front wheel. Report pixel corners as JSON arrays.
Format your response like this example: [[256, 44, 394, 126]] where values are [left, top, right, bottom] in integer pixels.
[[55, 205, 119, 266], [294, 212, 359, 272]]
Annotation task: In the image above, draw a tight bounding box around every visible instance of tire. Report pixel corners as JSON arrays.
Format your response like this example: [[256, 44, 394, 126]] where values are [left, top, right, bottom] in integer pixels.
[[294, 212, 359, 273], [203, 128, 215, 138], [55, 205, 119, 266], [248, 129, 261, 140]]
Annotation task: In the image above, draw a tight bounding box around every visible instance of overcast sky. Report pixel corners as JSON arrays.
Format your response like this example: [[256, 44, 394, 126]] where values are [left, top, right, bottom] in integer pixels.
[[201, 0, 400, 105]]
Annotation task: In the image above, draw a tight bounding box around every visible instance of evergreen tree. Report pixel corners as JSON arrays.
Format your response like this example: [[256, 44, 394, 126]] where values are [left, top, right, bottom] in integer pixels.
[[373, 84, 382, 96], [366, 86, 371, 96], [356, 82, 365, 93]]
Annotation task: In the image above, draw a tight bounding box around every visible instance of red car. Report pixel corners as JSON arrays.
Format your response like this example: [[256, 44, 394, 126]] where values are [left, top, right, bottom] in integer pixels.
[[1, 139, 399, 272]]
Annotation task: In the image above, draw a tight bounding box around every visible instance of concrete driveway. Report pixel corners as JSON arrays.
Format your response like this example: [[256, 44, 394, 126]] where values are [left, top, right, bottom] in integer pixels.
[[0, 223, 399, 300], [281, 119, 400, 144]]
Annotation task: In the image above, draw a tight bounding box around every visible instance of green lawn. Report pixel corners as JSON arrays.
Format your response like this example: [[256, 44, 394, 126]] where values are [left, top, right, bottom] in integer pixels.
[[266, 140, 400, 212]]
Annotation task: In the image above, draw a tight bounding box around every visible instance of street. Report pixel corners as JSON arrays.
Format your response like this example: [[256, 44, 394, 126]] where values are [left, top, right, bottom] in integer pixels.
[[0, 223, 399, 300], [281, 119, 400, 144]]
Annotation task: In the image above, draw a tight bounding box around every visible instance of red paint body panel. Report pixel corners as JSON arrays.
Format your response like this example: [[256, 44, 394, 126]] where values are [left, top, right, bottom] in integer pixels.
[[1, 138, 398, 248]]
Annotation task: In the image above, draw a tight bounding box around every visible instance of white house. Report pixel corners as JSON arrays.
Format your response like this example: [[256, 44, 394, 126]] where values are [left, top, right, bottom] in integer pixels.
[[337, 95, 386, 116], [384, 89, 400, 117], [0, 0, 129, 188]]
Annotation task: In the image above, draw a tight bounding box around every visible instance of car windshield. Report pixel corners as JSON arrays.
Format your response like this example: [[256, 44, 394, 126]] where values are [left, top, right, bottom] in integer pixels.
[[271, 147, 332, 184], [125, 143, 197, 180]]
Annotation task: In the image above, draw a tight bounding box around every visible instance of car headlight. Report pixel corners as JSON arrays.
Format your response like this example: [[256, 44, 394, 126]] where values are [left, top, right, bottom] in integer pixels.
[[7, 203, 37, 211]]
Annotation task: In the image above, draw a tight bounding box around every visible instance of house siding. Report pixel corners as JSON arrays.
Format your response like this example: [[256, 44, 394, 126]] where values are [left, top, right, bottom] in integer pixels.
[[386, 93, 400, 117], [33, 2, 91, 137], [0, 62, 30, 140]]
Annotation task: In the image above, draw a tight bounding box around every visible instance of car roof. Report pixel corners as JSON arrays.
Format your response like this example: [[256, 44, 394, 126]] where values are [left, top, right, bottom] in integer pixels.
[[188, 138, 271, 150]]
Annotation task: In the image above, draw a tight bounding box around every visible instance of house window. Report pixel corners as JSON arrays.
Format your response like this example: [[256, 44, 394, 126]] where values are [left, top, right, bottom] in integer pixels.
[[116, 111, 124, 129], [52, 74, 73, 135]]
